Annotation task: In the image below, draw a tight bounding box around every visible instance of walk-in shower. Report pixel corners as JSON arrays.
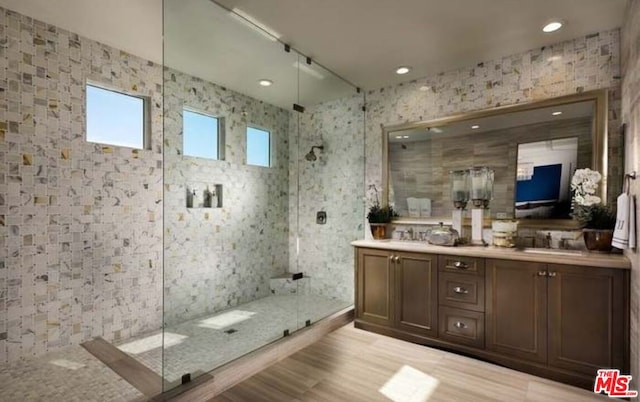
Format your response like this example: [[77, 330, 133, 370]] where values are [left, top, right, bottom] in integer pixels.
[[148, 0, 366, 392]]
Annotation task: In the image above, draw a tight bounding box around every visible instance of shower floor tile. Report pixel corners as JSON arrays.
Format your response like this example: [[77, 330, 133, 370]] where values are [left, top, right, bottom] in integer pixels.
[[116, 294, 351, 387], [0, 344, 144, 402], [0, 294, 348, 401]]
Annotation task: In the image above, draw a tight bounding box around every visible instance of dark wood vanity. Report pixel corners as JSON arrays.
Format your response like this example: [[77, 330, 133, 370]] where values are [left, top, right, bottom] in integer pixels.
[[353, 241, 630, 390]]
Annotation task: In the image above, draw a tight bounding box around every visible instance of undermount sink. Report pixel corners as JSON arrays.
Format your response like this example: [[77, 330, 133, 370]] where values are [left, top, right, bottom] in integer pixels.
[[518, 248, 585, 257]]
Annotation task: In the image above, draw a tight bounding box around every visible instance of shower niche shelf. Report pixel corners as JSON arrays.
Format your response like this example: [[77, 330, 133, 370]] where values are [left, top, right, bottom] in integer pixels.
[[187, 184, 223, 208]]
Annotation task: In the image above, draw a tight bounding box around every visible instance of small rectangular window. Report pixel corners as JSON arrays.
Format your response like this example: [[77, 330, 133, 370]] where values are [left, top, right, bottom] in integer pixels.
[[86, 84, 146, 149], [246, 126, 271, 167], [183, 109, 219, 160]]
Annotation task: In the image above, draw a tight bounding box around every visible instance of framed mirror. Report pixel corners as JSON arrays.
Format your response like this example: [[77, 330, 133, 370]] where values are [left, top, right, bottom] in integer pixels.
[[382, 89, 608, 224]]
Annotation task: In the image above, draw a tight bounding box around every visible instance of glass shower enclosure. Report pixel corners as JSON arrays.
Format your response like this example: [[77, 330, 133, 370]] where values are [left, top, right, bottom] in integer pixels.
[[155, 0, 365, 392]]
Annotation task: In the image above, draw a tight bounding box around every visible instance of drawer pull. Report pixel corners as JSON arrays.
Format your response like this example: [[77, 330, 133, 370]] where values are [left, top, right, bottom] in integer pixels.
[[394, 256, 400, 262], [453, 286, 468, 294], [537, 271, 547, 276], [389, 255, 394, 260], [454, 321, 467, 329], [548, 271, 557, 277], [452, 261, 468, 270]]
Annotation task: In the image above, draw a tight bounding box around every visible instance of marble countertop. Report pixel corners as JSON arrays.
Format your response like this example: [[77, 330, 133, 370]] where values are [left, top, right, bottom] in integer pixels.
[[351, 240, 631, 270]]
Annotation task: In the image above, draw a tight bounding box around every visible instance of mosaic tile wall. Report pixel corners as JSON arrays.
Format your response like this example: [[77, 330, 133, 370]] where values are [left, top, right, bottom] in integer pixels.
[[288, 94, 365, 304], [621, 0, 640, 391], [0, 7, 164, 363], [364, 28, 623, 239], [163, 69, 291, 326]]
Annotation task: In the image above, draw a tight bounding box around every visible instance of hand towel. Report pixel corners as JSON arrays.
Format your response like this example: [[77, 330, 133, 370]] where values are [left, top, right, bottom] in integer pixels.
[[419, 198, 432, 217], [406, 198, 420, 217], [612, 193, 634, 249]]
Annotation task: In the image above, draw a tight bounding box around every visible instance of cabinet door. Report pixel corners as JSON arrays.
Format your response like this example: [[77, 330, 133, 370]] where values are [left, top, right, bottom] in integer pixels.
[[394, 251, 438, 337], [547, 264, 626, 375], [356, 248, 394, 326], [486, 259, 548, 363]]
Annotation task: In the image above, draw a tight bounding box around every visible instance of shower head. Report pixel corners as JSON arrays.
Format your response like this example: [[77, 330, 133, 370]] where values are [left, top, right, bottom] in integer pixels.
[[305, 145, 324, 161]]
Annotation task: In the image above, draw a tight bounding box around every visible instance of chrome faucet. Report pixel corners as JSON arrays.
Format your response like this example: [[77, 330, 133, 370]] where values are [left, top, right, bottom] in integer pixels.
[[407, 228, 414, 241]]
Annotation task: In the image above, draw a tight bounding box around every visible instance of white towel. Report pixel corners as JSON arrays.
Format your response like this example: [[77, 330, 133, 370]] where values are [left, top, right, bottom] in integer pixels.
[[612, 193, 636, 249]]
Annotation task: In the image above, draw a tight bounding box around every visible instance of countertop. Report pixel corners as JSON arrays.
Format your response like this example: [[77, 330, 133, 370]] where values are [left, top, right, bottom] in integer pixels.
[[351, 240, 631, 270]]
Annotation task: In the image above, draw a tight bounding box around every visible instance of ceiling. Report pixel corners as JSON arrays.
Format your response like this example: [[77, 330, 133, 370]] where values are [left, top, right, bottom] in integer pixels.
[[215, 0, 627, 89], [0, 0, 627, 104]]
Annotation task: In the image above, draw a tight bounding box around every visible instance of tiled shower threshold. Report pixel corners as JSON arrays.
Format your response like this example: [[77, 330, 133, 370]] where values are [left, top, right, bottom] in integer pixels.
[[0, 294, 348, 401]]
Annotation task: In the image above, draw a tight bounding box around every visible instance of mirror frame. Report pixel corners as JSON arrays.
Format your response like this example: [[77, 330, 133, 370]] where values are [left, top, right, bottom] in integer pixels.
[[381, 89, 608, 227]]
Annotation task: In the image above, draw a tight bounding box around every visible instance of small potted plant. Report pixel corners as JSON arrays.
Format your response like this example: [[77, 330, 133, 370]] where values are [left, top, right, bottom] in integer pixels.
[[367, 185, 398, 239], [571, 168, 616, 252]]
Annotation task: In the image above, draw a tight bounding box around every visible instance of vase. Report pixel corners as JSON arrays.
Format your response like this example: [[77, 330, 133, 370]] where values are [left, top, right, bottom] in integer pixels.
[[582, 229, 614, 253], [369, 223, 387, 240]]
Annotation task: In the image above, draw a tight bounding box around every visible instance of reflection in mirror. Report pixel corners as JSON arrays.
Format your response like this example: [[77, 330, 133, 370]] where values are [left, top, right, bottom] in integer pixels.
[[386, 96, 602, 221], [515, 138, 578, 219]]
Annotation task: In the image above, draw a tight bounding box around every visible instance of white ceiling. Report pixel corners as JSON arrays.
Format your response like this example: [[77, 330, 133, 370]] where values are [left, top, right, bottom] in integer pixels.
[[215, 0, 627, 89], [0, 0, 627, 104]]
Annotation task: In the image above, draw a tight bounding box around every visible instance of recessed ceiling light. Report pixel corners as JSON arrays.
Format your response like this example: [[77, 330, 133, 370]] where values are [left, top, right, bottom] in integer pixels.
[[419, 85, 430, 91], [258, 79, 273, 87], [402, 135, 410, 139], [543, 21, 563, 33], [396, 66, 411, 75], [395, 135, 402, 139], [471, 125, 480, 129], [552, 111, 563, 116]]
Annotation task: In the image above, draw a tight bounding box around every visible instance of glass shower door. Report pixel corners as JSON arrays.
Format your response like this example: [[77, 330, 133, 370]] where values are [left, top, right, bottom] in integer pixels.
[[162, 0, 301, 391], [293, 55, 365, 330]]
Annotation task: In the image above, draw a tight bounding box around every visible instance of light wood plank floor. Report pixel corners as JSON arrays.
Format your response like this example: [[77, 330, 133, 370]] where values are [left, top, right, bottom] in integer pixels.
[[211, 323, 610, 402]]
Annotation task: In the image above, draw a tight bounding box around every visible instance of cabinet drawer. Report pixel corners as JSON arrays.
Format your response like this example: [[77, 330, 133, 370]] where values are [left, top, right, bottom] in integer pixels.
[[439, 255, 484, 275], [439, 272, 485, 312], [438, 307, 485, 349]]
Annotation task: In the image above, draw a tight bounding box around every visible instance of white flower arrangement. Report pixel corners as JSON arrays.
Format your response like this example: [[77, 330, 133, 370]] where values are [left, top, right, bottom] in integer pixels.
[[571, 168, 602, 206], [570, 168, 615, 229]]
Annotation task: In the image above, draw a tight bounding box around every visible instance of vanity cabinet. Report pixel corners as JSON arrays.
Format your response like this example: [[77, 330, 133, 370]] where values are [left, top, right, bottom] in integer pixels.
[[485, 259, 548, 363], [354, 244, 630, 390], [486, 259, 627, 374], [356, 248, 394, 327], [546, 263, 626, 375], [355, 248, 437, 336], [394, 251, 437, 337]]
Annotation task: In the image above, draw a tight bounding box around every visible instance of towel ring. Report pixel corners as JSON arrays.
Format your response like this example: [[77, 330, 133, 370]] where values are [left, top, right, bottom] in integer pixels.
[[623, 171, 636, 194]]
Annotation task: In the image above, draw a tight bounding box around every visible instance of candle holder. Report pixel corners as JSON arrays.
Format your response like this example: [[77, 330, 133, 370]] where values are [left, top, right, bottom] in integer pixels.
[[450, 170, 470, 209], [469, 167, 489, 208], [483, 169, 495, 209]]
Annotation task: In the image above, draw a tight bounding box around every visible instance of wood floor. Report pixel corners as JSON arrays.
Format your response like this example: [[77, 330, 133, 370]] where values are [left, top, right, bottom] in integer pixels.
[[211, 323, 609, 402]]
